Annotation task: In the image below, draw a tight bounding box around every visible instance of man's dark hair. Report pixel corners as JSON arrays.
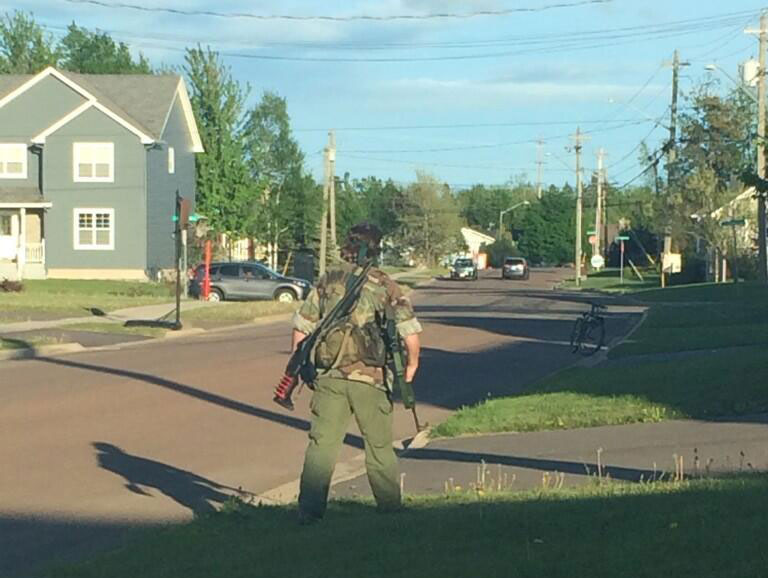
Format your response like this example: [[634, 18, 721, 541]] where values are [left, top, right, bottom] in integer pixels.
[[342, 222, 382, 262]]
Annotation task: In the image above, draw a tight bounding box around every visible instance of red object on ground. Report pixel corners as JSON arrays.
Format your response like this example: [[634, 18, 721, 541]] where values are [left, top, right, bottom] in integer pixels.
[[203, 240, 212, 300]]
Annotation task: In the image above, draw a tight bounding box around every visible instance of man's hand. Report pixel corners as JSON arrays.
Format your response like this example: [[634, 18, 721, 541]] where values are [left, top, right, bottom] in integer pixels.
[[405, 362, 419, 383], [292, 329, 308, 353]]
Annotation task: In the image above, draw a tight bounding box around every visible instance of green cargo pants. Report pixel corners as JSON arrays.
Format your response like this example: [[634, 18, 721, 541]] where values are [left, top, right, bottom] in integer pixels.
[[298, 377, 401, 519]]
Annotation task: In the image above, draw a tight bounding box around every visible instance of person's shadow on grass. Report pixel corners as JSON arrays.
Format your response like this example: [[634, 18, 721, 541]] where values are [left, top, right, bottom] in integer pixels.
[[92, 442, 233, 515]]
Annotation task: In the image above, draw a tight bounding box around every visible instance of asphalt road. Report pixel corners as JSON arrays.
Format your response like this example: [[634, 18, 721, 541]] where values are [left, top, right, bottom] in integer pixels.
[[0, 268, 641, 577]]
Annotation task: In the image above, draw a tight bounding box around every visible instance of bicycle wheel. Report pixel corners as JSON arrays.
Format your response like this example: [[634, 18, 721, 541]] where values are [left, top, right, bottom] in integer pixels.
[[579, 317, 605, 356], [570, 317, 584, 353]]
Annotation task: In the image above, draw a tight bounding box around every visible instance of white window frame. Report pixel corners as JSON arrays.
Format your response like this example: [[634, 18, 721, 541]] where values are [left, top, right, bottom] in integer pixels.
[[168, 146, 175, 174], [73, 142, 114, 183], [74, 208, 115, 251], [0, 143, 28, 179]]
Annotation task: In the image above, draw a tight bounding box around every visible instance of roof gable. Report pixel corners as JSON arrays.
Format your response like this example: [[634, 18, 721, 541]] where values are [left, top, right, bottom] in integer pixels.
[[0, 67, 203, 152]]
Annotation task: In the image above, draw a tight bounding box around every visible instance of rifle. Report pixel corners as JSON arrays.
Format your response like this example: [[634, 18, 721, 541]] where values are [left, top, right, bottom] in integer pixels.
[[273, 260, 374, 410], [382, 307, 424, 433]]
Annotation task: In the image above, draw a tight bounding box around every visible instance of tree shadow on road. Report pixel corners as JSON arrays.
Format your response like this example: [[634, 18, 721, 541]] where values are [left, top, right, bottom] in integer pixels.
[[401, 445, 662, 482], [92, 442, 233, 515], [34, 356, 365, 449]]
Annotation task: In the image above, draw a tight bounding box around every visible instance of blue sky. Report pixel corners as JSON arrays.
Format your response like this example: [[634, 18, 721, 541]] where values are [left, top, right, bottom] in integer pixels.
[[4, 0, 766, 189]]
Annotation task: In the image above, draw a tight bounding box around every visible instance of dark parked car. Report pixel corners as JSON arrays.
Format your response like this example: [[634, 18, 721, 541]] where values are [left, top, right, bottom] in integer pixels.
[[502, 257, 529, 280], [450, 257, 478, 280], [189, 261, 312, 303]]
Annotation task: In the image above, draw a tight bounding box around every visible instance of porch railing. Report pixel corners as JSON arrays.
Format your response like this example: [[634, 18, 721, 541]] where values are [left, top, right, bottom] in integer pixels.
[[25, 242, 45, 264]]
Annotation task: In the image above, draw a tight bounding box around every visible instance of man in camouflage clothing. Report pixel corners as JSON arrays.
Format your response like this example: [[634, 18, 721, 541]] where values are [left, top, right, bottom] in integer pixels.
[[292, 223, 422, 523]]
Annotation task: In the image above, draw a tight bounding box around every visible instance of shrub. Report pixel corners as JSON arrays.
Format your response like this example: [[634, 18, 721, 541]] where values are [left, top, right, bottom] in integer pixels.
[[0, 278, 23, 292]]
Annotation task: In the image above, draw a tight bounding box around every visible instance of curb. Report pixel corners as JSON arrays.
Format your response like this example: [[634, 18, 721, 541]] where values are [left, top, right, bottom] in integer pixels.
[[0, 342, 85, 362], [0, 312, 297, 363], [254, 426, 435, 506]]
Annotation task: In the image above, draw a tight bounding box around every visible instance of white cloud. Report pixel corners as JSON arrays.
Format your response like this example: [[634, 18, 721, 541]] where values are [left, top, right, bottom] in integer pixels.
[[381, 76, 662, 109]]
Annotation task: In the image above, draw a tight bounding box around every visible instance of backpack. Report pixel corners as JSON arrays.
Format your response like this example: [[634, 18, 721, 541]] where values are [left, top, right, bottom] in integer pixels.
[[313, 269, 387, 370]]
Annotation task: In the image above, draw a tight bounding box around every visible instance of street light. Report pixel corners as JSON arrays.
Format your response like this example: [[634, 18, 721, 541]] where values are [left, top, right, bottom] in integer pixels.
[[498, 201, 530, 240], [704, 63, 758, 104]]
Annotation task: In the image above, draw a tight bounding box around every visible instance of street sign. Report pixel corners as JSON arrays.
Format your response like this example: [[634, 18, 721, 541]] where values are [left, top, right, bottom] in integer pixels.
[[720, 218, 746, 227], [615, 235, 630, 241], [586, 230, 596, 236], [662, 253, 682, 274], [591, 255, 605, 269]]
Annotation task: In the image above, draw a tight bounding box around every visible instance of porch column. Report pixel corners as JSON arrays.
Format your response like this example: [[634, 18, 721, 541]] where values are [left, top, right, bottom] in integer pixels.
[[17, 207, 26, 280]]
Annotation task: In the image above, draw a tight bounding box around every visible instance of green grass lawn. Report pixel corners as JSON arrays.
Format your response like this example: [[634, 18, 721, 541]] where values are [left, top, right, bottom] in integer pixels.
[[396, 267, 449, 288], [634, 280, 768, 303], [0, 335, 63, 350], [560, 267, 660, 293], [435, 280, 768, 438], [44, 475, 768, 578], [611, 283, 768, 358], [380, 266, 413, 275], [0, 280, 174, 323], [65, 322, 167, 339], [434, 345, 767, 437], [180, 301, 298, 329]]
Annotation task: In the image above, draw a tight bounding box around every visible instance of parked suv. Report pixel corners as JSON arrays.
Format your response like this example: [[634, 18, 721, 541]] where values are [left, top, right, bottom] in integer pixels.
[[501, 257, 529, 280], [450, 257, 478, 281], [189, 261, 311, 303]]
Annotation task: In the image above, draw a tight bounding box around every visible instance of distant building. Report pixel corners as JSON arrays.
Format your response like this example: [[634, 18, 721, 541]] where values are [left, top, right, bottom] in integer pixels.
[[460, 227, 495, 268]]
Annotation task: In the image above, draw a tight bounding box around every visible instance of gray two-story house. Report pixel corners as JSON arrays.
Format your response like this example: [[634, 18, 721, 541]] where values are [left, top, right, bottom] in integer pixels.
[[0, 66, 203, 281]]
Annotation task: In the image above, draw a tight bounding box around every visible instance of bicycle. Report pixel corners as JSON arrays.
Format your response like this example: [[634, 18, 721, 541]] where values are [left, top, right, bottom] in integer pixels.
[[570, 302, 606, 356]]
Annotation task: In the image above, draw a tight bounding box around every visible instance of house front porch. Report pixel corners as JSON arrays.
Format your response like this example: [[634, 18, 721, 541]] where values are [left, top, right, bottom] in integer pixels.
[[0, 207, 47, 280]]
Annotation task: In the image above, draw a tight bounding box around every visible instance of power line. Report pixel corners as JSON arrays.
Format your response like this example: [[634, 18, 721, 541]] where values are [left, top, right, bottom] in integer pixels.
[[337, 119, 653, 155], [293, 118, 654, 133], [40, 8, 765, 63], [341, 153, 571, 172], [42, 8, 753, 49], [63, 0, 613, 21], [614, 148, 666, 190], [605, 111, 670, 171]]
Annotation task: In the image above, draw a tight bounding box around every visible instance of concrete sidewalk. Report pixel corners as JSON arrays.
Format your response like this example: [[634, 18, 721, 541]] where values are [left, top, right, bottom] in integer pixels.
[[0, 300, 214, 334], [331, 416, 768, 499]]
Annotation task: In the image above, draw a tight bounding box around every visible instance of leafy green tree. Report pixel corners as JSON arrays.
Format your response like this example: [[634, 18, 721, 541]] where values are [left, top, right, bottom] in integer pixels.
[[658, 86, 754, 259], [518, 186, 575, 265], [334, 172, 366, 239], [183, 46, 250, 244], [337, 176, 405, 239], [59, 23, 151, 73], [242, 91, 312, 269], [457, 183, 532, 236], [483, 238, 520, 267], [397, 172, 465, 266], [0, 11, 58, 73]]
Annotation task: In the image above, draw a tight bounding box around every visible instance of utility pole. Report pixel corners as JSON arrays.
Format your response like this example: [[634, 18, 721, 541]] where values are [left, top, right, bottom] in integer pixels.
[[328, 130, 337, 260], [662, 49, 689, 287], [667, 50, 681, 181], [535, 140, 545, 200], [595, 148, 605, 258], [319, 133, 331, 276], [747, 14, 768, 283], [665, 50, 685, 251], [571, 128, 589, 286]]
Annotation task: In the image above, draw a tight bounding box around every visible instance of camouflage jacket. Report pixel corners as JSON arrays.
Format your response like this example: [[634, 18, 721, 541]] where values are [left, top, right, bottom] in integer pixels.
[[293, 262, 422, 388]]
